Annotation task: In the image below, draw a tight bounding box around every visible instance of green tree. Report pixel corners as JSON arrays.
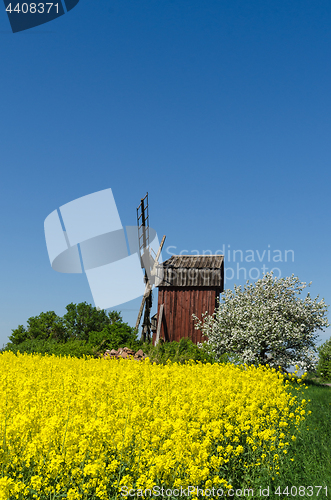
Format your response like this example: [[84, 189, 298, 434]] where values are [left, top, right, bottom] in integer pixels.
[[62, 302, 111, 341], [8, 324, 27, 345], [7, 302, 139, 356], [89, 321, 140, 352], [9, 311, 65, 344], [108, 310, 123, 324], [317, 337, 331, 381]]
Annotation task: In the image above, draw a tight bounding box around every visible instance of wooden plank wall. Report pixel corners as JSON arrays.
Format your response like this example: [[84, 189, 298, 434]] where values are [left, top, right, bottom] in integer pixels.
[[157, 287, 220, 344]]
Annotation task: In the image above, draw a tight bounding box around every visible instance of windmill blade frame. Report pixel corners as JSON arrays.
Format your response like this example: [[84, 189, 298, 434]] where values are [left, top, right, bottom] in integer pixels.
[[135, 192, 166, 342], [135, 234, 166, 332]]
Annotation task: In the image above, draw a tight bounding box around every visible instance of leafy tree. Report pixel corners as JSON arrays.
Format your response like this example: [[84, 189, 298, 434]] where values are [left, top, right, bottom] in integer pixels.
[[9, 311, 65, 344], [194, 272, 329, 372], [8, 302, 138, 352], [108, 310, 123, 324], [62, 302, 111, 341], [8, 324, 27, 345], [89, 322, 140, 353], [316, 337, 331, 381]]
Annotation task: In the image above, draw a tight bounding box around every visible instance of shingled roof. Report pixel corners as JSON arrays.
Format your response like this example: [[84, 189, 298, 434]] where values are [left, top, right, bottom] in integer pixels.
[[156, 255, 224, 287]]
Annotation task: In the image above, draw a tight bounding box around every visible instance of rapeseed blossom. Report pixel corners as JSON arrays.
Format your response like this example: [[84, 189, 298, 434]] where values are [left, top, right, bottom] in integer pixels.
[[0, 352, 308, 499]]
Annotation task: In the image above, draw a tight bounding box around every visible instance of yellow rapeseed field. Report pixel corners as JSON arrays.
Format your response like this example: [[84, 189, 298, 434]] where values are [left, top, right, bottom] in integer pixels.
[[0, 352, 308, 499]]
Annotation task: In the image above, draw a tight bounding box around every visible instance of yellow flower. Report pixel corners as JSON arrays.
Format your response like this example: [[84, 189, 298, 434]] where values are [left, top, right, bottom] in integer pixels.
[[0, 351, 309, 495]]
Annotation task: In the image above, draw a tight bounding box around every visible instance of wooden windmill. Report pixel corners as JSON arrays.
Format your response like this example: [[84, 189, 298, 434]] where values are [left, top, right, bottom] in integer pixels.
[[135, 193, 166, 342]]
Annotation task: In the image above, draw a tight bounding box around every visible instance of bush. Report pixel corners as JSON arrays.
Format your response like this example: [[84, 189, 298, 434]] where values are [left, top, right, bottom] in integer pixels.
[[5, 302, 232, 362], [141, 337, 226, 364], [88, 323, 142, 353], [8, 303, 118, 345], [5, 339, 95, 358], [5, 302, 139, 358], [316, 338, 331, 381], [9, 312, 66, 344]]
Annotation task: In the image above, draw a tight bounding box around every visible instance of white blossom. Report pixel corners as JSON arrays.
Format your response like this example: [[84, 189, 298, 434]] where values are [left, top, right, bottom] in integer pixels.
[[194, 272, 329, 372]]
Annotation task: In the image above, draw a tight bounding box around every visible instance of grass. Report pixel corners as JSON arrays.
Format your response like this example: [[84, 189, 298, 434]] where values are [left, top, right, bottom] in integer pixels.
[[247, 377, 331, 499], [287, 379, 331, 483]]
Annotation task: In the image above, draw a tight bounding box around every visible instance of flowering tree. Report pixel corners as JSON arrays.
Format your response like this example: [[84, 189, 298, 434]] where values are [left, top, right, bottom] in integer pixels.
[[194, 272, 329, 372]]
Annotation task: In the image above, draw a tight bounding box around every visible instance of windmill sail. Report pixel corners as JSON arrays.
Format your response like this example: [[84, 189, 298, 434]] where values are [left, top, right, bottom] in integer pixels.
[[135, 193, 166, 341]]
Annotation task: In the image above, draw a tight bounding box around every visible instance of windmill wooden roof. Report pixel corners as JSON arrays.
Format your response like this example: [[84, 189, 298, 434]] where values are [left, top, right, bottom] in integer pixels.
[[156, 255, 224, 288]]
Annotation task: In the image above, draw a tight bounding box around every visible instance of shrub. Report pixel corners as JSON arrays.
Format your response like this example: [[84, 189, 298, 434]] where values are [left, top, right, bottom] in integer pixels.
[[5, 339, 95, 358], [316, 338, 331, 381], [88, 323, 141, 353], [9, 311, 66, 344], [141, 337, 223, 364], [5, 302, 139, 358]]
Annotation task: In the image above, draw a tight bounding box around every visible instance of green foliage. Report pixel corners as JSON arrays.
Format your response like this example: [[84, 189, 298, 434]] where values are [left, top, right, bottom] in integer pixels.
[[316, 338, 331, 381], [8, 302, 125, 346], [62, 302, 111, 341], [8, 324, 28, 344], [5, 339, 95, 358], [88, 323, 141, 353], [242, 380, 331, 495], [6, 302, 139, 358], [9, 311, 66, 344], [7, 303, 233, 362], [142, 337, 225, 364]]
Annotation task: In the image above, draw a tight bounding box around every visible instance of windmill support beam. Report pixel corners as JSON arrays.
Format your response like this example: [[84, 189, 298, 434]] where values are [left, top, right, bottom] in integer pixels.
[[135, 282, 152, 331], [141, 197, 147, 250], [141, 289, 152, 343], [155, 303, 164, 345], [135, 235, 166, 340]]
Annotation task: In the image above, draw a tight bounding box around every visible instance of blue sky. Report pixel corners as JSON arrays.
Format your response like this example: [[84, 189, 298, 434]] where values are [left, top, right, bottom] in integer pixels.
[[0, 0, 330, 348]]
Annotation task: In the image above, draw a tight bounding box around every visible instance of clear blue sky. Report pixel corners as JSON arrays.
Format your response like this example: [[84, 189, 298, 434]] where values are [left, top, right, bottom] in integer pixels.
[[0, 0, 330, 348]]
